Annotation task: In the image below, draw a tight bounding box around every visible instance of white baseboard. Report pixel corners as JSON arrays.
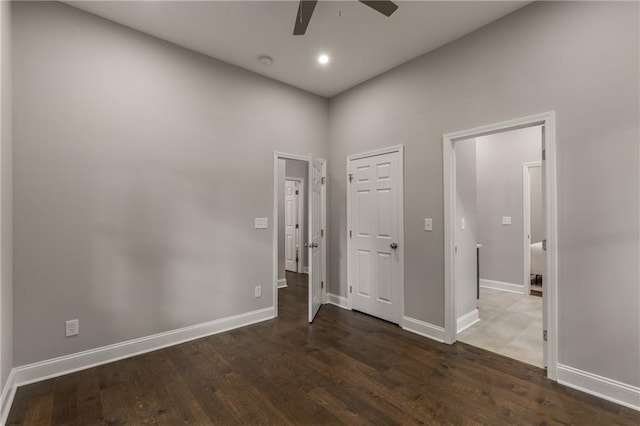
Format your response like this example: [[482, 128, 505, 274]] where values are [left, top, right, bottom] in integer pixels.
[[402, 316, 446, 343], [557, 364, 640, 411], [277, 278, 287, 288], [456, 309, 480, 334], [3, 306, 275, 413], [0, 370, 17, 426], [325, 292, 349, 310], [480, 279, 525, 294], [302, 266, 309, 274]]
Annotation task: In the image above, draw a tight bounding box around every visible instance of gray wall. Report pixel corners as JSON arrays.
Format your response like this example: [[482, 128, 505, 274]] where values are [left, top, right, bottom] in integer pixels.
[[454, 138, 477, 320], [277, 158, 309, 280], [0, 0, 13, 389], [529, 166, 543, 244], [328, 1, 639, 387], [12, 1, 328, 365], [476, 126, 541, 286]]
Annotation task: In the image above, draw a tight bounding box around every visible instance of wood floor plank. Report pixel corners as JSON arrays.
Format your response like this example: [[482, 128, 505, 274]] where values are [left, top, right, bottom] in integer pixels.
[[75, 369, 103, 426], [6, 271, 640, 425]]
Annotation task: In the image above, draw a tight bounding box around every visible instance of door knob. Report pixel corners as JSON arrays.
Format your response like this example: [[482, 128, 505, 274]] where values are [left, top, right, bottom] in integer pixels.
[[390, 242, 398, 249], [312, 242, 319, 248]]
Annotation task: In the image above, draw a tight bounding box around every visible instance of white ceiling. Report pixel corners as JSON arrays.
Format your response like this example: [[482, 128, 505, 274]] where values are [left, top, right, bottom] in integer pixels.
[[64, 1, 530, 98]]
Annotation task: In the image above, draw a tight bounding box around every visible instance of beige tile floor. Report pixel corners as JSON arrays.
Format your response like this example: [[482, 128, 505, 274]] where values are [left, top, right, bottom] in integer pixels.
[[458, 287, 544, 368]]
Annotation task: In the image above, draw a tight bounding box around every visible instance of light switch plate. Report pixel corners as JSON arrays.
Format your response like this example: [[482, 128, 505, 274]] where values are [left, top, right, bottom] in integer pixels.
[[254, 218, 268, 229], [424, 218, 433, 231], [502, 216, 512, 225]]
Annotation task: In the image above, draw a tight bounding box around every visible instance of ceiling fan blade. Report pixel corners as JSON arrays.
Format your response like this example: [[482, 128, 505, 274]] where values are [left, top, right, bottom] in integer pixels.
[[293, 0, 318, 36], [359, 0, 399, 17]]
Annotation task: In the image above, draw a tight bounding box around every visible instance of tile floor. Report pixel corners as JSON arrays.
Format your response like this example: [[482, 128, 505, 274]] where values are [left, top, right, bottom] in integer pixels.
[[458, 287, 544, 368]]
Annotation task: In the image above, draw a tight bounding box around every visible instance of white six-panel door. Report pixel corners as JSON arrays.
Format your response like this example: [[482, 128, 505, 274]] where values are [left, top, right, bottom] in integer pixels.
[[284, 180, 299, 272], [349, 150, 402, 324], [308, 159, 324, 322]]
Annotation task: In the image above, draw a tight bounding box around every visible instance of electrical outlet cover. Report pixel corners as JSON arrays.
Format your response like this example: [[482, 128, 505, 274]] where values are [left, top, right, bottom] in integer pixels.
[[65, 319, 79, 337]]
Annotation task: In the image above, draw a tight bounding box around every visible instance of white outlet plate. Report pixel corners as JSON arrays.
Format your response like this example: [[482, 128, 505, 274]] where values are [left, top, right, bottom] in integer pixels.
[[502, 216, 512, 225], [254, 286, 262, 298], [254, 218, 268, 229], [65, 319, 79, 337]]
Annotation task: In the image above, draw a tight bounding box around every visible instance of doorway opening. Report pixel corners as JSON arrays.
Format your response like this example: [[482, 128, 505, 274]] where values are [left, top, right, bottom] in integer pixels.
[[443, 112, 558, 380], [273, 152, 326, 323]]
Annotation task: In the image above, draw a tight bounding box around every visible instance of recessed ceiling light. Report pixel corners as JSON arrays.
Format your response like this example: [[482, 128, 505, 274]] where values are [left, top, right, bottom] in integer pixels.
[[318, 54, 330, 65]]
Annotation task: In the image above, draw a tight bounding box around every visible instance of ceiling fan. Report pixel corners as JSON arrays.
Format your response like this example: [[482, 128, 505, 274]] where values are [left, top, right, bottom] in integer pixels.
[[293, 0, 399, 36]]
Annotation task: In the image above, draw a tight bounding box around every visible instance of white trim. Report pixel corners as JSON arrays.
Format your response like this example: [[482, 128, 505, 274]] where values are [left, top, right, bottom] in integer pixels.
[[479, 279, 525, 294], [277, 278, 287, 288], [522, 161, 542, 295], [346, 145, 404, 323], [325, 293, 350, 310], [402, 317, 446, 343], [0, 370, 16, 426], [456, 309, 480, 334], [10, 307, 274, 392], [557, 364, 640, 412], [443, 111, 558, 380], [273, 152, 311, 318], [302, 266, 309, 274], [347, 144, 405, 161]]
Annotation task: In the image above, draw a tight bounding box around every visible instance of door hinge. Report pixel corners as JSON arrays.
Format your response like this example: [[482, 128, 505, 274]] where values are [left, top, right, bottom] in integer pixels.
[[349, 285, 352, 294], [542, 239, 547, 251], [295, 224, 299, 229], [348, 174, 353, 183], [542, 149, 546, 161], [321, 229, 324, 237], [455, 246, 458, 253], [295, 190, 299, 195], [321, 177, 326, 185], [321, 281, 324, 289], [543, 330, 548, 342], [349, 230, 352, 238]]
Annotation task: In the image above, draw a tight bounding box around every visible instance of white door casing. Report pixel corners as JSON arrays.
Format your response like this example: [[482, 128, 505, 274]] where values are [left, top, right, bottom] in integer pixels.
[[284, 179, 299, 272], [348, 147, 403, 324], [540, 127, 548, 368], [308, 158, 323, 322], [522, 162, 542, 296]]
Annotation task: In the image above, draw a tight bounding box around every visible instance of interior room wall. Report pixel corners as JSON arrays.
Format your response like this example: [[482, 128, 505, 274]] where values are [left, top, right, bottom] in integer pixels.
[[529, 166, 543, 244], [328, 1, 639, 388], [0, 0, 13, 391], [454, 138, 477, 321], [476, 126, 541, 288], [12, 1, 328, 366]]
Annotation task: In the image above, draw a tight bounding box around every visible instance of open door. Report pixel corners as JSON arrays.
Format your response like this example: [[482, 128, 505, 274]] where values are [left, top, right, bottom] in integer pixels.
[[541, 126, 548, 368], [308, 158, 323, 322]]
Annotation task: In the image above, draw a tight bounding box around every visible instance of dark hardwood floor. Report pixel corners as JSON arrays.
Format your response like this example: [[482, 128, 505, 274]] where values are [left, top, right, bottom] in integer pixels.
[[8, 271, 639, 425]]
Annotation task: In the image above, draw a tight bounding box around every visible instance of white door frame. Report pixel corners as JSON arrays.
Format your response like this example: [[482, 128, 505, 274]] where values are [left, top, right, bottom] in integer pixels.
[[273, 152, 327, 318], [523, 161, 542, 295], [443, 112, 558, 380], [346, 145, 404, 321], [284, 178, 304, 273]]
